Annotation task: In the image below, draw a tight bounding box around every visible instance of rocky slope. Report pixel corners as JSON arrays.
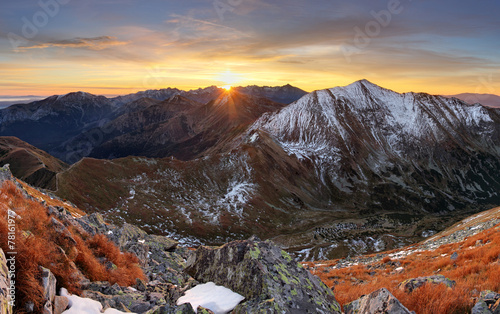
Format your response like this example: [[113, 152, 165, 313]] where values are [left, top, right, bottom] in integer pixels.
[[0, 167, 341, 313], [306, 205, 500, 313]]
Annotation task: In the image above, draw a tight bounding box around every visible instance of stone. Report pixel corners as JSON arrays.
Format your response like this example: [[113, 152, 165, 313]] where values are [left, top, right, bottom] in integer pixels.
[[451, 252, 458, 261], [129, 301, 152, 313], [42, 300, 52, 314], [0, 165, 13, 183], [40, 267, 57, 310], [344, 288, 412, 314], [50, 217, 77, 246], [480, 290, 500, 305], [175, 303, 196, 313], [53, 296, 69, 314], [185, 239, 341, 313], [398, 275, 456, 293], [136, 278, 147, 292], [473, 290, 500, 314], [196, 306, 215, 314], [472, 300, 493, 314], [0, 249, 13, 314]]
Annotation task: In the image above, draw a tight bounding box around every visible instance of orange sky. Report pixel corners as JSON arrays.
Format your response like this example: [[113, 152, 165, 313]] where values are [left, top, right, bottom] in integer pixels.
[[1, 1, 499, 97]]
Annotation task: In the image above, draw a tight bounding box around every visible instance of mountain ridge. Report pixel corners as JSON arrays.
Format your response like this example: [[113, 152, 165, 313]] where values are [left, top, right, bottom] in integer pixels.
[[52, 80, 500, 260]]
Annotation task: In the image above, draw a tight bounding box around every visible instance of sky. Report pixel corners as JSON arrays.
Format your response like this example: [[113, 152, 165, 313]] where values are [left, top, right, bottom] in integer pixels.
[[0, 0, 499, 97]]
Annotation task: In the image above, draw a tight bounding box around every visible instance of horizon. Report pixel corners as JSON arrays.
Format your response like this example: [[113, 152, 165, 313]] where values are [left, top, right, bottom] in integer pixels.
[[1, 1, 499, 98], [1, 79, 500, 99]]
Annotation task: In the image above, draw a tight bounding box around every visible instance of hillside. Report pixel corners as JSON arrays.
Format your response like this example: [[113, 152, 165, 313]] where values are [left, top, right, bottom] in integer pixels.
[[306, 205, 500, 313], [0, 166, 342, 313], [0, 136, 68, 190]]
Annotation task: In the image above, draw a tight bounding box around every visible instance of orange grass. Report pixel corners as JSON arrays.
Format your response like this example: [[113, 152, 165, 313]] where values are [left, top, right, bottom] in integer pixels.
[[308, 223, 500, 313], [0, 181, 144, 311]]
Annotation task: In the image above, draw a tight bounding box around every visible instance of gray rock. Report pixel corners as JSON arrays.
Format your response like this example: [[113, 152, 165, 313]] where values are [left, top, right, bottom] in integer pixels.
[[344, 288, 412, 314], [40, 267, 57, 313], [185, 239, 341, 313], [130, 301, 152, 313], [451, 252, 458, 261], [472, 300, 493, 314], [50, 217, 77, 246], [398, 275, 456, 293], [0, 165, 13, 183], [472, 290, 500, 314], [0, 249, 13, 314]]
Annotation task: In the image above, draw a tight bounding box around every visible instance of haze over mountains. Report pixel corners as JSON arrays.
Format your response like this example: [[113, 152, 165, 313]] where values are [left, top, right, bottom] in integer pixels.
[[1, 80, 499, 260]]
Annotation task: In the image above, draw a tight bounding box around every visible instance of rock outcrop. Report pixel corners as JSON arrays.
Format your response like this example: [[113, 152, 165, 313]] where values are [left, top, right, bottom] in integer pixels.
[[343, 288, 412, 314], [398, 275, 456, 293], [185, 238, 341, 313]]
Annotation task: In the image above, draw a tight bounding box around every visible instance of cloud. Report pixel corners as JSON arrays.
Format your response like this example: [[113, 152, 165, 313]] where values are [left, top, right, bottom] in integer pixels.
[[19, 36, 128, 51]]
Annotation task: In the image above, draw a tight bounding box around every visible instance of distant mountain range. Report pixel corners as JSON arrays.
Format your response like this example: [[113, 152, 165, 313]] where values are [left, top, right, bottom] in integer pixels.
[[1, 80, 499, 259], [0, 85, 306, 163], [447, 93, 500, 108]]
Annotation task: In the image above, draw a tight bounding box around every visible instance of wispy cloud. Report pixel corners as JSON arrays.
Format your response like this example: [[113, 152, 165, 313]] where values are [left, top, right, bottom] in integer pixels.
[[19, 36, 128, 51]]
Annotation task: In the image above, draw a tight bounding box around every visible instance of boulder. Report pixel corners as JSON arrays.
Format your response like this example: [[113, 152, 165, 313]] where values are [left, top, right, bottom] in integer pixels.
[[344, 288, 412, 314], [398, 275, 456, 293], [0, 249, 13, 314], [185, 239, 341, 313]]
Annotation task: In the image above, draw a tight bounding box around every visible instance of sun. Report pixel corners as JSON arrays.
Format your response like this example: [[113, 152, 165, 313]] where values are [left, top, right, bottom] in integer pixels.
[[216, 70, 241, 90]]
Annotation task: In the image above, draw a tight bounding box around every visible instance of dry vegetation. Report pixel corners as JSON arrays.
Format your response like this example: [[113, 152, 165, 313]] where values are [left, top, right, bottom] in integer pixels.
[[0, 181, 145, 312], [306, 222, 500, 313]]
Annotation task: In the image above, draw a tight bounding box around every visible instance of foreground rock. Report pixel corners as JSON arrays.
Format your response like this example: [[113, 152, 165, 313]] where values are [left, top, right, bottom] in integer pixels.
[[398, 275, 456, 293], [185, 238, 341, 313], [344, 288, 412, 314], [472, 290, 500, 314]]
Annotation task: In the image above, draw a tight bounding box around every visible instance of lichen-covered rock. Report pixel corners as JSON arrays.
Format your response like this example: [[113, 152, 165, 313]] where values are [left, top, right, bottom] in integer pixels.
[[472, 300, 493, 314], [0, 249, 13, 314], [184, 239, 341, 313], [343, 288, 412, 314], [196, 306, 215, 314], [398, 275, 456, 293], [472, 290, 500, 314]]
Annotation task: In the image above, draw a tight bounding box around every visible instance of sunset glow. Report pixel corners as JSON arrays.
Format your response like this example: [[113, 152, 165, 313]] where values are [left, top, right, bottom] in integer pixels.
[[0, 1, 499, 97]]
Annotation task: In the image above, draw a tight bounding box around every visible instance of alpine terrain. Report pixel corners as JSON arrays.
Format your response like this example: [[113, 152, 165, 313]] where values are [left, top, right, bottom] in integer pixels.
[[45, 80, 500, 260]]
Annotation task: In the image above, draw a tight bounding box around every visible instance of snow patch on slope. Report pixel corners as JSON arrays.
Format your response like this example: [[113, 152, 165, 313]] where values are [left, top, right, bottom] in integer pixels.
[[177, 282, 245, 314]]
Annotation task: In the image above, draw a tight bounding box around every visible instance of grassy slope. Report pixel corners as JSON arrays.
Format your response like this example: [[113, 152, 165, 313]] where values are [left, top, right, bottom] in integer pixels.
[[306, 206, 500, 313]]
